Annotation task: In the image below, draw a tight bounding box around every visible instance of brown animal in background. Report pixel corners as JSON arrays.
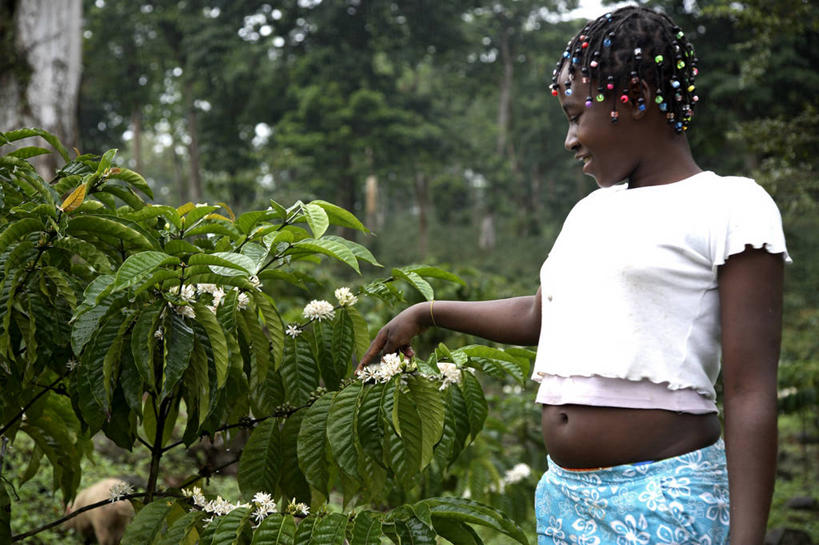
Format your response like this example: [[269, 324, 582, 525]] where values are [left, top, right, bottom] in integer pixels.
[[64, 478, 135, 545]]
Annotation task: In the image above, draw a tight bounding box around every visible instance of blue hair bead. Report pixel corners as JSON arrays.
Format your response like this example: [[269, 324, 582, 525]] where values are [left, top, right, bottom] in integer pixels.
[[659, 102, 668, 111], [671, 80, 680, 89], [603, 37, 611, 47], [565, 88, 573, 96], [563, 51, 570, 58]]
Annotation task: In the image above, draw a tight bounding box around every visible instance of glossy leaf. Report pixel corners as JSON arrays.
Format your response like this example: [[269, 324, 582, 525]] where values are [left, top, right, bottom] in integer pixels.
[[326, 382, 362, 478], [406, 376, 445, 468], [121, 499, 175, 545], [192, 302, 229, 387], [296, 395, 332, 497], [391, 268, 433, 301], [250, 514, 296, 545], [291, 238, 359, 273], [238, 418, 281, 499], [310, 513, 348, 545], [418, 498, 528, 545], [211, 506, 252, 545]]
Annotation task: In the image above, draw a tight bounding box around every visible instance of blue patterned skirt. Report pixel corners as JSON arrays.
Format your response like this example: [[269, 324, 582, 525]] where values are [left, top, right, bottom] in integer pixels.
[[535, 439, 730, 545]]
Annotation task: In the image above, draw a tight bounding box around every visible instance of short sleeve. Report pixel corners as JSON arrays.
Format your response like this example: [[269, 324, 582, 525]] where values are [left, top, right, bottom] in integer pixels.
[[711, 178, 792, 270]]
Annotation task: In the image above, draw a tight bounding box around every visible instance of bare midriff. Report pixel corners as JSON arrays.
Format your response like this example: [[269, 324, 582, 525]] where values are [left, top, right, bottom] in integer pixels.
[[541, 404, 722, 469]]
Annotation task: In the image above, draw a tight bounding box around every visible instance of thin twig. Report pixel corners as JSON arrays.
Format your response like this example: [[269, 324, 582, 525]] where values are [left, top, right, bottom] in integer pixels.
[[0, 371, 69, 437]]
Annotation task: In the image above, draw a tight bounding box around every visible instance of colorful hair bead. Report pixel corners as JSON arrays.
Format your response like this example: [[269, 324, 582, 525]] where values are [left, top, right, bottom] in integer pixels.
[[687, 84, 695, 92], [603, 37, 612, 47], [563, 50, 570, 58], [670, 79, 680, 89], [677, 31, 684, 39], [581, 41, 589, 49], [565, 88, 573, 96], [659, 102, 668, 111], [590, 60, 599, 68], [655, 95, 663, 104], [610, 110, 619, 123], [654, 54, 664, 63], [551, 88, 558, 96], [619, 94, 629, 103], [692, 95, 699, 102], [596, 93, 605, 102], [692, 67, 699, 76], [676, 59, 685, 69], [585, 97, 593, 108], [637, 97, 646, 111]]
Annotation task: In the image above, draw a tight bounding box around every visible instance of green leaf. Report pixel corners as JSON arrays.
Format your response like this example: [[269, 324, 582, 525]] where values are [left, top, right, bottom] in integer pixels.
[[302, 202, 329, 238], [162, 313, 195, 399], [406, 376, 445, 469], [392, 268, 433, 301], [0, 217, 42, 255], [250, 514, 296, 545], [66, 215, 156, 250], [279, 412, 311, 503], [252, 292, 284, 369], [112, 251, 178, 292], [430, 518, 483, 545], [326, 382, 363, 478], [322, 236, 381, 267], [192, 303, 229, 387], [291, 239, 359, 273], [236, 210, 275, 235], [1, 127, 70, 161], [403, 265, 465, 286], [98, 184, 144, 209], [238, 418, 282, 500], [211, 506, 252, 545], [458, 345, 528, 384], [310, 200, 369, 233], [181, 204, 220, 227], [157, 511, 205, 545], [332, 310, 355, 382], [281, 336, 318, 405], [164, 239, 201, 256], [356, 384, 385, 466], [418, 498, 528, 545], [393, 389, 423, 476], [94, 148, 118, 176], [293, 516, 316, 545], [130, 301, 163, 387], [108, 167, 154, 199], [189, 252, 254, 276], [121, 499, 175, 545], [184, 221, 241, 238], [310, 513, 348, 545], [52, 235, 114, 272], [297, 394, 332, 497], [347, 307, 371, 361], [460, 371, 487, 442], [350, 511, 383, 545], [6, 145, 51, 159], [239, 308, 271, 392]]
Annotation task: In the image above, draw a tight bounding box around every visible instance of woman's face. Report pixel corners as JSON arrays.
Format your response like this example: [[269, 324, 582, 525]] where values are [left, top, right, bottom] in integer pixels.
[[557, 66, 650, 188]]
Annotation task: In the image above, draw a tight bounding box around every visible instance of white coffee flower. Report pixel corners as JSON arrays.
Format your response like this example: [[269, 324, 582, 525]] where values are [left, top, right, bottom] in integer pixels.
[[249, 275, 262, 291], [436, 361, 462, 390], [285, 324, 302, 338], [108, 481, 134, 502], [286, 497, 310, 516], [204, 496, 236, 516], [250, 491, 277, 524], [303, 300, 335, 321], [66, 359, 78, 371], [237, 292, 250, 310], [182, 486, 208, 508], [174, 305, 196, 319], [502, 463, 532, 485], [153, 328, 164, 340], [197, 283, 218, 295], [334, 287, 358, 307], [180, 284, 196, 302]]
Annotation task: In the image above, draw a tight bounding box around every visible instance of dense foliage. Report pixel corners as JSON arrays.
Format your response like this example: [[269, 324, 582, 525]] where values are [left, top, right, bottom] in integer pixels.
[[0, 129, 535, 544]]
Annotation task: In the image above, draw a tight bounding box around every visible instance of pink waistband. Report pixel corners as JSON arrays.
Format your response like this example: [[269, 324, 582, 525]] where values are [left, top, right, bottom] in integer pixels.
[[535, 374, 717, 414]]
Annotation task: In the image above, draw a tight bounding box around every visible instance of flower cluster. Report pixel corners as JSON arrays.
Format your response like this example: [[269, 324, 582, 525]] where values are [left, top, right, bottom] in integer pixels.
[[334, 287, 358, 307], [436, 361, 462, 390], [285, 497, 310, 517], [108, 481, 134, 502], [356, 353, 413, 383], [182, 486, 248, 522], [251, 491, 277, 524], [303, 299, 335, 321], [167, 282, 255, 320], [285, 324, 302, 338]]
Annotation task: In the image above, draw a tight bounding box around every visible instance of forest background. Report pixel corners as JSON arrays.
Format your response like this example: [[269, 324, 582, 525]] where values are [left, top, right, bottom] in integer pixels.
[[1, 0, 817, 543]]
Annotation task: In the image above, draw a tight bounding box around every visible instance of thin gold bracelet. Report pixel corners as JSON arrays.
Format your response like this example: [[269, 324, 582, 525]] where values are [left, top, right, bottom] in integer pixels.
[[429, 299, 438, 327]]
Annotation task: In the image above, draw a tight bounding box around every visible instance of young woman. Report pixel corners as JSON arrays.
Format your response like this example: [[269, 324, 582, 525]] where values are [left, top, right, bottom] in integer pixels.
[[359, 7, 789, 544]]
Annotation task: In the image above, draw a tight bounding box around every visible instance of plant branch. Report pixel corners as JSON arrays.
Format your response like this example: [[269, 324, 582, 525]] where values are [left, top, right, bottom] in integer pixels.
[[9, 490, 179, 542], [0, 371, 69, 437]]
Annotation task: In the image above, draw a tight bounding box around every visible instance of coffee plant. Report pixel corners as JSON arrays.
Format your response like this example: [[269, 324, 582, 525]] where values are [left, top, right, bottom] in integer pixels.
[[0, 129, 532, 544]]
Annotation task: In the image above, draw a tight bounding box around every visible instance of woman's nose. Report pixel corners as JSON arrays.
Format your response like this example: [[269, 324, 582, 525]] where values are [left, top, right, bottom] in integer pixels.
[[564, 125, 578, 152]]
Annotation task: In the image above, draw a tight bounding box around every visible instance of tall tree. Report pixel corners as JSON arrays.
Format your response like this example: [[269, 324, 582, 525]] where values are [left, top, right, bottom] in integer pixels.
[[0, 0, 82, 176]]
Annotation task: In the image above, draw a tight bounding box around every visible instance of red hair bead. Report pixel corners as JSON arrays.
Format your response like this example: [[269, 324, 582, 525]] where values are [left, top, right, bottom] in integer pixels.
[[552, 88, 559, 96], [581, 41, 589, 49], [619, 94, 629, 103]]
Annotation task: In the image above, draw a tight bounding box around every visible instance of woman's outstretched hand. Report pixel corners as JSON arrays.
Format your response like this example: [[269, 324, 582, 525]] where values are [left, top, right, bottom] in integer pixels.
[[357, 303, 427, 371]]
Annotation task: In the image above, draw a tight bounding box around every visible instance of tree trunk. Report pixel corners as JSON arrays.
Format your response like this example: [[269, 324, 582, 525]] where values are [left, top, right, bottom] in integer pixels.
[[414, 172, 429, 259], [0, 0, 82, 178], [183, 79, 203, 202], [496, 27, 514, 156]]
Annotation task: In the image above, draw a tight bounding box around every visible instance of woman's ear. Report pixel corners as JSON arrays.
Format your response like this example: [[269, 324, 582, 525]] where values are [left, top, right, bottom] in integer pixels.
[[629, 77, 652, 120]]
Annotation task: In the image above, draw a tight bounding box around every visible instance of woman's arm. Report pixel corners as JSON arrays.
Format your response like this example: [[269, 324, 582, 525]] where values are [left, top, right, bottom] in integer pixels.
[[718, 246, 784, 545], [358, 287, 542, 367]]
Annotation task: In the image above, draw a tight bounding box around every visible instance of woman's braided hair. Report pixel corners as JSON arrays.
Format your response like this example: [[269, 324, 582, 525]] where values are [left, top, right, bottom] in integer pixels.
[[550, 6, 699, 134]]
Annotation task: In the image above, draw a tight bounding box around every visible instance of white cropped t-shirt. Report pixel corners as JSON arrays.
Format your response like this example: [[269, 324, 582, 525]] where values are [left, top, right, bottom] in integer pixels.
[[532, 171, 791, 412]]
